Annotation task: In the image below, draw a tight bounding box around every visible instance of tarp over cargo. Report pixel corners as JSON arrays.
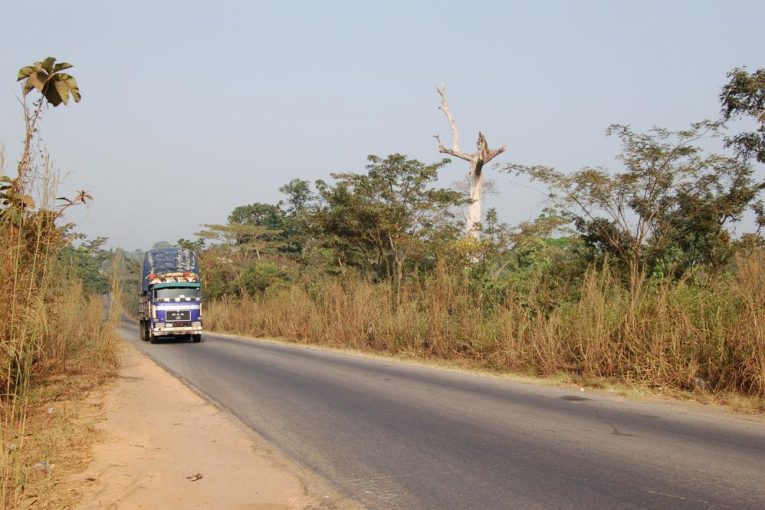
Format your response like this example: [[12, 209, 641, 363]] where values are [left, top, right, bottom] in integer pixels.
[[141, 247, 200, 293]]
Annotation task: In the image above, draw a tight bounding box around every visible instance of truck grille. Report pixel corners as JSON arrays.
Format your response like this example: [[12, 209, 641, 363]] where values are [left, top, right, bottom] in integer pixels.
[[166, 310, 190, 321]]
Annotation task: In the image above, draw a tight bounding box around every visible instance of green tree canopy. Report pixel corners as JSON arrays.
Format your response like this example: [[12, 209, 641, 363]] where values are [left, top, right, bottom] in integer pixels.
[[314, 154, 466, 286], [279, 179, 314, 216], [228, 203, 285, 230], [505, 122, 763, 282], [721, 67, 765, 164]]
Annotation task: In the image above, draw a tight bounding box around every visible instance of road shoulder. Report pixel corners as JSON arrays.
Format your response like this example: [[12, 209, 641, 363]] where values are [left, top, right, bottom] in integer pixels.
[[71, 343, 351, 509]]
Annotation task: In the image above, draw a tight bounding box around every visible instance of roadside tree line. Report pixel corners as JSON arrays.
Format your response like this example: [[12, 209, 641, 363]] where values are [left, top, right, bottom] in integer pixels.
[[186, 69, 765, 398]]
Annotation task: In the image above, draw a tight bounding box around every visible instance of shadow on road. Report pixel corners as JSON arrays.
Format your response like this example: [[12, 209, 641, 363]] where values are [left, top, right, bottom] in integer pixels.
[[148, 336, 205, 345]]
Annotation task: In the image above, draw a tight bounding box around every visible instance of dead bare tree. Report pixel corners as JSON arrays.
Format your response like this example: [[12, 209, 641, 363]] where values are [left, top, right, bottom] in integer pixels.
[[434, 83, 505, 239]]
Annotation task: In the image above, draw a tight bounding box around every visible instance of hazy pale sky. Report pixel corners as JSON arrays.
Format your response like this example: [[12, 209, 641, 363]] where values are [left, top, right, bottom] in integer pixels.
[[2, 0, 763, 249]]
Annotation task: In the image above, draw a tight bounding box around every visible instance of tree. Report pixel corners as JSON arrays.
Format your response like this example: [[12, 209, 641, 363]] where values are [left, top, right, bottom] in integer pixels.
[[434, 84, 505, 239], [314, 154, 465, 293], [228, 203, 285, 230], [192, 221, 290, 298], [195, 223, 283, 261], [177, 237, 205, 252], [151, 241, 173, 250], [274, 180, 318, 255], [279, 179, 314, 216], [720, 68, 765, 164], [505, 122, 763, 289], [59, 237, 111, 295]]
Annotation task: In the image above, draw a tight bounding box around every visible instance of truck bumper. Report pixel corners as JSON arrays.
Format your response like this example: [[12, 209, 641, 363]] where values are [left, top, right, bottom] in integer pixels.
[[152, 323, 203, 336]]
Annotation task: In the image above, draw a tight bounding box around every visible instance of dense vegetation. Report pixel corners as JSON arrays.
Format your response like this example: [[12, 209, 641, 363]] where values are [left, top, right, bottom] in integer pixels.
[[0, 58, 121, 508], [189, 69, 765, 399]]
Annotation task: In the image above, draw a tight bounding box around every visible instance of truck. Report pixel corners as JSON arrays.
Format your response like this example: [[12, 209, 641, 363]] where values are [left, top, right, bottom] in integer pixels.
[[138, 247, 203, 343]]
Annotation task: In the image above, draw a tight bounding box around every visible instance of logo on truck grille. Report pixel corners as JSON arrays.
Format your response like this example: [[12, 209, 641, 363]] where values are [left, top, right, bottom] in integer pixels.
[[166, 310, 190, 321]]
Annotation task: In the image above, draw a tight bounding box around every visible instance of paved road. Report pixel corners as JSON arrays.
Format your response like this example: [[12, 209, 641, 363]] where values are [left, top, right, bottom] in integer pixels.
[[120, 319, 765, 509]]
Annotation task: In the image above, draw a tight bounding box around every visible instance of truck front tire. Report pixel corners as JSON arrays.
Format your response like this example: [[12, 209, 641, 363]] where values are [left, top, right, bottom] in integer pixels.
[[143, 322, 157, 343], [192, 334, 202, 343]]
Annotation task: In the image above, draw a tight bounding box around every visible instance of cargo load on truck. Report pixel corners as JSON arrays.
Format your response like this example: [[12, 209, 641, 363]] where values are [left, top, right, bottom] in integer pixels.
[[141, 247, 200, 292], [138, 247, 203, 343]]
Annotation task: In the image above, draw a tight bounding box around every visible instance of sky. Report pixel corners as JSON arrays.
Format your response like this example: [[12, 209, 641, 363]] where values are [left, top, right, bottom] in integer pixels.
[[1, 0, 764, 249]]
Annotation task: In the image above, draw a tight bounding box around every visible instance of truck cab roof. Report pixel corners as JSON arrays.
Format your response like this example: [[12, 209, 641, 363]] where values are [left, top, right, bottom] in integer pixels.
[[152, 282, 201, 290]]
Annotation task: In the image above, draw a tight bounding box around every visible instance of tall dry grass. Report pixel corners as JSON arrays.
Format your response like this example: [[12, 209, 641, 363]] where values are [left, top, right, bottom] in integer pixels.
[[0, 158, 122, 508], [207, 253, 765, 398]]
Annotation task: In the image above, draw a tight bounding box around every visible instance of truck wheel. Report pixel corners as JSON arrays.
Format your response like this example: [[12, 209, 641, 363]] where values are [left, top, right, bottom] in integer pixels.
[[139, 321, 145, 341], [149, 331, 158, 344], [192, 334, 202, 343]]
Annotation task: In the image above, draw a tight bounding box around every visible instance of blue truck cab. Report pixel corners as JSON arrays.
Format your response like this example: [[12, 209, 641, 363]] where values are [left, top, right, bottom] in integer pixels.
[[139, 248, 203, 343]]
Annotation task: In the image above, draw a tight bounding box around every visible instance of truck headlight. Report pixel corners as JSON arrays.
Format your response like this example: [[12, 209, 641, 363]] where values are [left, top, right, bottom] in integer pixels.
[[155, 322, 165, 329]]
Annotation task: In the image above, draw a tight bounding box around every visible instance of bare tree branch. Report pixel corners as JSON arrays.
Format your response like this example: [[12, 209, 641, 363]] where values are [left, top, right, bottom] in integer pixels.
[[437, 84, 461, 151], [434, 87, 506, 167], [434, 135, 471, 160], [434, 83, 506, 239]]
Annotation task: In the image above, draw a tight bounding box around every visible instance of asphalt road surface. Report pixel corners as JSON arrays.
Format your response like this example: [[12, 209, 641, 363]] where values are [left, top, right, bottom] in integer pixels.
[[120, 319, 765, 509]]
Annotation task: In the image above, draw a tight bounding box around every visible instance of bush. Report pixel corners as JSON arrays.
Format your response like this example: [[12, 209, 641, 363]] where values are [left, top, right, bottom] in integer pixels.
[[207, 251, 765, 398]]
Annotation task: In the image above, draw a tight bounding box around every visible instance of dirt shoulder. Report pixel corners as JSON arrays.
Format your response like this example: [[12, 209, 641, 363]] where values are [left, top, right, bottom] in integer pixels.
[[71, 344, 353, 509]]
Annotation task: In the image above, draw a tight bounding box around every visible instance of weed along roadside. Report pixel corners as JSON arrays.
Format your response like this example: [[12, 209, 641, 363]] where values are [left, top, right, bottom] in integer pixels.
[[1, 58, 122, 508], [204, 254, 765, 410]]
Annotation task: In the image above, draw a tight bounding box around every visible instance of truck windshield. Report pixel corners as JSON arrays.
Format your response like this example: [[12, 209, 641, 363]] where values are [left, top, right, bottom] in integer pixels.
[[155, 288, 200, 300]]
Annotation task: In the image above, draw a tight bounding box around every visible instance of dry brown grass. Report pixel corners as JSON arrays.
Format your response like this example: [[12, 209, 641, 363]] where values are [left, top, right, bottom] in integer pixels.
[[0, 88, 122, 507], [4, 361, 114, 510], [0, 270, 122, 509], [207, 252, 765, 401], [0, 163, 122, 507]]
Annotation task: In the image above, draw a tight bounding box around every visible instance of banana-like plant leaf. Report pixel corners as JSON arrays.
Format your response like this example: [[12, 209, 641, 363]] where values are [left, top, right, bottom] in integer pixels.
[[40, 57, 56, 73], [53, 79, 70, 105], [17, 57, 81, 106], [57, 73, 81, 103], [53, 62, 72, 72], [44, 85, 64, 106], [17, 66, 35, 80], [70, 84, 81, 103], [22, 80, 34, 96], [28, 71, 48, 92]]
